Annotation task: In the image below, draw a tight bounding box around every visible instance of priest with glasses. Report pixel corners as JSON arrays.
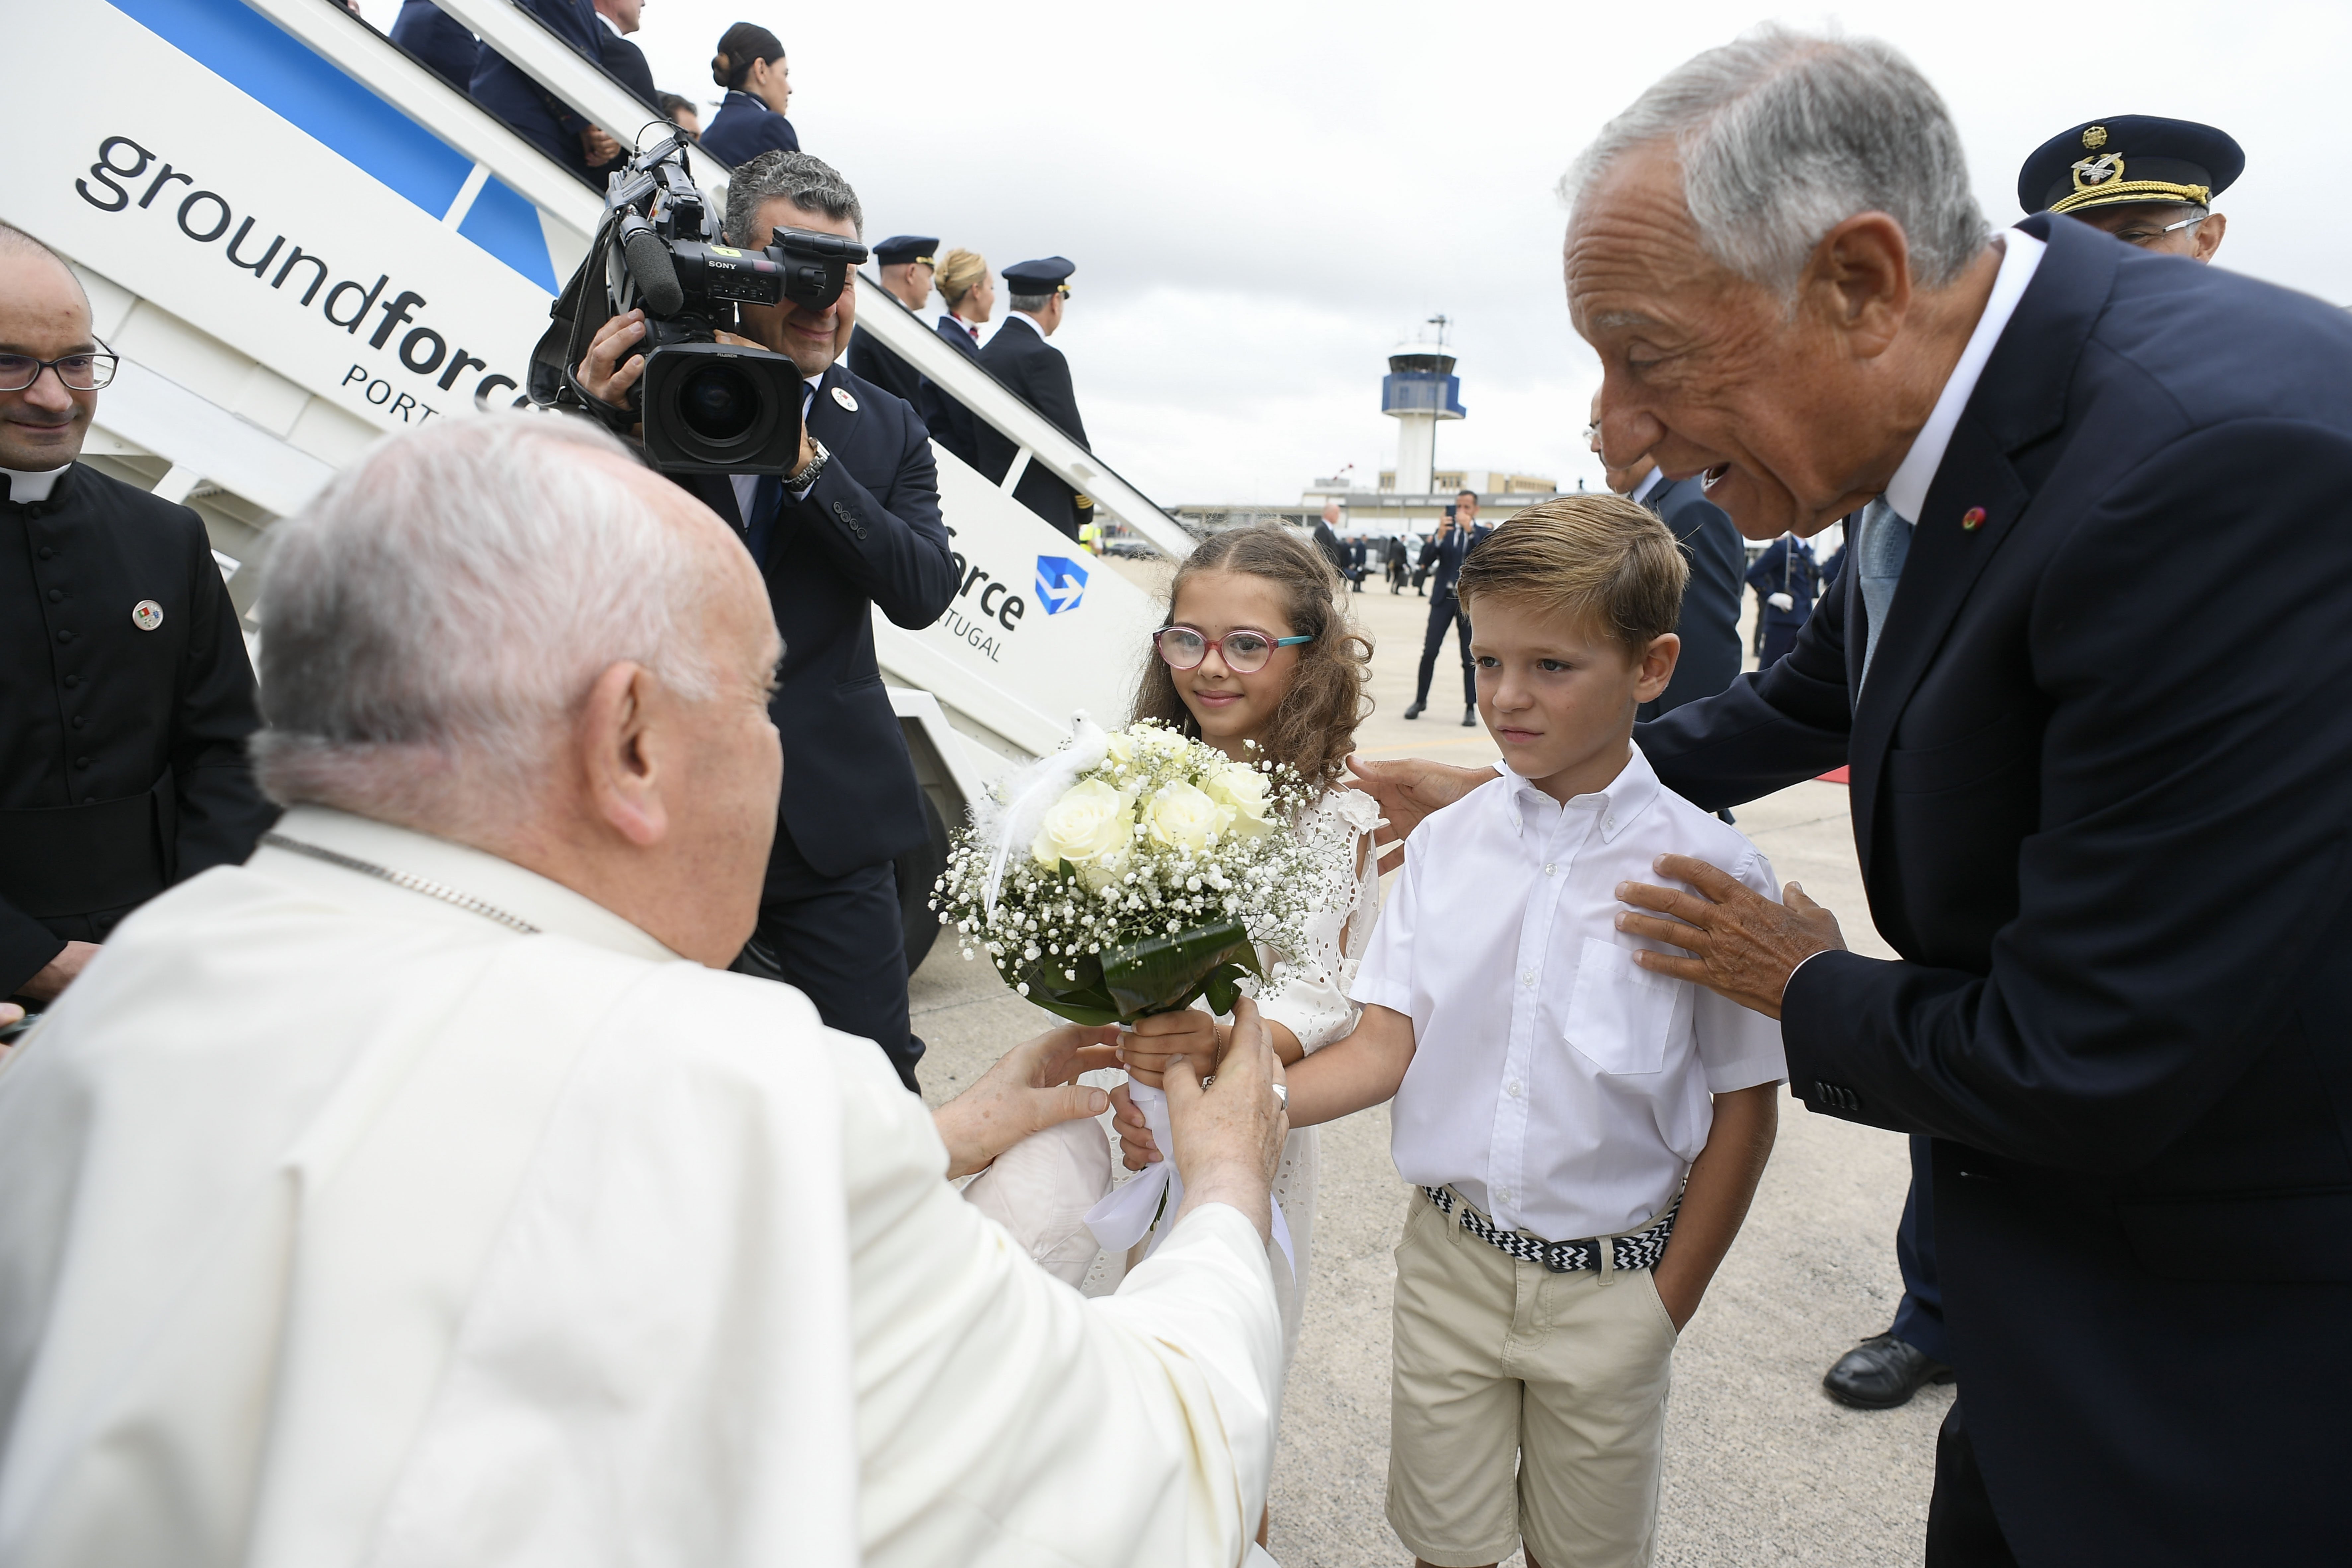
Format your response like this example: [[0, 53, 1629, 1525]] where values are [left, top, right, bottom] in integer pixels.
[[0, 224, 273, 1015]]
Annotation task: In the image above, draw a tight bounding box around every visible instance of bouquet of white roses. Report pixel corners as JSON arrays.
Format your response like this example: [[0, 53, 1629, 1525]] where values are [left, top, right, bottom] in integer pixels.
[[933, 716, 1325, 1025]]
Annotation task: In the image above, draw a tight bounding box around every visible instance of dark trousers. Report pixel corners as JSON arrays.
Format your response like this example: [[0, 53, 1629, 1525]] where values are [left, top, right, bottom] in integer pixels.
[[735, 825, 923, 1093], [1927, 1401, 2019, 1567], [1759, 618, 1804, 668], [1415, 593, 1474, 707], [1891, 1134, 1954, 1364]]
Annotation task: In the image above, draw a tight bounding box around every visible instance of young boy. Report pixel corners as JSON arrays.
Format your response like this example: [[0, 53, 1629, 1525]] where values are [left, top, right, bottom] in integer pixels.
[[1286, 494, 1786, 1568]]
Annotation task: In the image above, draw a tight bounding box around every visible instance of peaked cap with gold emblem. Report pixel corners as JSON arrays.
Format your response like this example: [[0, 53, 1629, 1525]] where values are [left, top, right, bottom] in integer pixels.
[[2017, 115, 2244, 216]]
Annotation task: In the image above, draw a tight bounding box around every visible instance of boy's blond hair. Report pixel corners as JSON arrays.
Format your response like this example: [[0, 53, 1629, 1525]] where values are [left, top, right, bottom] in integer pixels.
[[1455, 493, 1689, 656]]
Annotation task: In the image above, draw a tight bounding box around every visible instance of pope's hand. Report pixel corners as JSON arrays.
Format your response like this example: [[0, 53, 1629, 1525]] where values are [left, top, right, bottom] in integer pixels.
[[1345, 753, 1493, 874], [1164, 997, 1288, 1245], [1118, 1008, 1222, 1089], [933, 1022, 1122, 1180]]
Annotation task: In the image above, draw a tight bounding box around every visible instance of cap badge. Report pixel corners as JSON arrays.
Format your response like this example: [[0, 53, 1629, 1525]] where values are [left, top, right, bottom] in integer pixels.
[[831, 386, 859, 412], [2071, 152, 2125, 191], [2083, 125, 2109, 151], [131, 599, 163, 631]]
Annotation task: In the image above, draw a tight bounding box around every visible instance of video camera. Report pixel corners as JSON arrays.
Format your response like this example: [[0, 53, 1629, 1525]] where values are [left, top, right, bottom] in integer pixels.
[[532, 130, 868, 474]]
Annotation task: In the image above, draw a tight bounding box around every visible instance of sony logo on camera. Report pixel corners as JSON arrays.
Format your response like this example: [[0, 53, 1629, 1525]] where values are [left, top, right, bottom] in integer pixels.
[[74, 134, 522, 422]]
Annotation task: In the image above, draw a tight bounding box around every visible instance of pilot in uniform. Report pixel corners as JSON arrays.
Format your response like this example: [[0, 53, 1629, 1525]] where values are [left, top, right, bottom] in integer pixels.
[[1820, 112, 2248, 1416], [974, 257, 1090, 540], [847, 235, 936, 409], [0, 236, 276, 1008]]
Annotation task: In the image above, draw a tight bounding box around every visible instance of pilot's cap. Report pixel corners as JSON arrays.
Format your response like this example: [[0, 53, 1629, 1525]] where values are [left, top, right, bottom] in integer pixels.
[[872, 235, 939, 266], [1003, 256, 1075, 296], [2018, 116, 2243, 216]]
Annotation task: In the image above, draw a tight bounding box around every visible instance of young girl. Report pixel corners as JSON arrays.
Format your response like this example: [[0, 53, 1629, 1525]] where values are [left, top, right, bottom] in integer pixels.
[[1108, 524, 1379, 1364]]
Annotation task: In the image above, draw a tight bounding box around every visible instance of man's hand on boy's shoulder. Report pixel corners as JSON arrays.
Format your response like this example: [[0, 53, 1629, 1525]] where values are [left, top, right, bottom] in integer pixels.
[[1347, 754, 1495, 872], [1614, 854, 1846, 1019]]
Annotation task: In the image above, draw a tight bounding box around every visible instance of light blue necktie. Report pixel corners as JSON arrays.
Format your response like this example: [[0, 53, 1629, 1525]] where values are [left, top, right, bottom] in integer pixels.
[[1855, 496, 1913, 686]]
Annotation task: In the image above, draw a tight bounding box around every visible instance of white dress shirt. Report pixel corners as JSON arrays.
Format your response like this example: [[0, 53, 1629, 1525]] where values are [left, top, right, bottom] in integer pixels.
[[728, 369, 826, 524], [1629, 465, 1668, 507], [1881, 227, 2047, 523], [0, 806, 1282, 1567], [941, 312, 980, 346], [1352, 747, 1787, 1240]]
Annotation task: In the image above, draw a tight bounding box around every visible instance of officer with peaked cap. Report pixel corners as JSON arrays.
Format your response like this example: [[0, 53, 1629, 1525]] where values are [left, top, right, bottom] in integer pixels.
[[846, 235, 937, 409], [1818, 110, 2252, 1419], [2018, 115, 2241, 261], [975, 257, 1090, 540]]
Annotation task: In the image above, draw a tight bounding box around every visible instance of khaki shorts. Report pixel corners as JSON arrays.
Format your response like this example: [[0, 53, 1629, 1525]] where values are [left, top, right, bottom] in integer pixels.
[[1387, 1189, 1678, 1568]]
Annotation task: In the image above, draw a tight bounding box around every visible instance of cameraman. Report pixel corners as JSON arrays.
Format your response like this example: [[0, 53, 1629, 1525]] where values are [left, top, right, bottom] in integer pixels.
[[572, 152, 956, 1093]]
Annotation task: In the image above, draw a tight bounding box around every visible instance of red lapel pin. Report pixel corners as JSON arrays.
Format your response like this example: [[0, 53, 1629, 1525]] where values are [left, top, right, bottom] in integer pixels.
[[1960, 506, 1986, 531]]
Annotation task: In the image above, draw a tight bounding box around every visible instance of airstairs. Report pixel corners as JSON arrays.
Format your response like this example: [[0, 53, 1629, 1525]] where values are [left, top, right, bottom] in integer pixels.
[[7, 0, 1194, 949]]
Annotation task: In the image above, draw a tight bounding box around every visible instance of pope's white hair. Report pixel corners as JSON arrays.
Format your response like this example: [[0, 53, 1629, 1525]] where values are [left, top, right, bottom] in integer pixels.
[[252, 412, 722, 839], [1563, 25, 1988, 300]]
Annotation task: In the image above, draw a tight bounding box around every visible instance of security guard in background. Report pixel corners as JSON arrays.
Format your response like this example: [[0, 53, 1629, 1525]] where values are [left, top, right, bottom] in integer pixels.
[[2018, 114, 2240, 261], [1820, 113, 2248, 1416], [847, 235, 936, 408], [1744, 532, 1821, 668], [1403, 492, 1489, 727], [975, 257, 1090, 540], [0, 225, 275, 1008]]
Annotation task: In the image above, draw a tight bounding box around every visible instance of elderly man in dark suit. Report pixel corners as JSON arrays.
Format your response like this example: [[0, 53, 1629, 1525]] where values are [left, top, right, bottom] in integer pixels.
[[1350, 28, 2352, 1567], [973, 257, 1089, 540], [572, 153, 956, 1093]]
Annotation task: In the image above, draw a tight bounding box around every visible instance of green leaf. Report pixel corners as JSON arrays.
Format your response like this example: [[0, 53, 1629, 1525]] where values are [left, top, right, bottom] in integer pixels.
[[1101, 919, 1266, 1020], [1003, 946, 1123, 1026]]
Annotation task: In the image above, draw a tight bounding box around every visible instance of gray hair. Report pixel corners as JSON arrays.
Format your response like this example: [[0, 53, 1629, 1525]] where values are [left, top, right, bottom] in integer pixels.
[[1563, 26, 1987, 299], [252, 414, 721, 839], [1008, 293, 1054, 315], [724, 150, 863, 246]]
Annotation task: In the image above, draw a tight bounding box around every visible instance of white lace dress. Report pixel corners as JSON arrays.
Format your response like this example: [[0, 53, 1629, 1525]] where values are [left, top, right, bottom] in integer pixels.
[[1246, 784, 1384, 1362]]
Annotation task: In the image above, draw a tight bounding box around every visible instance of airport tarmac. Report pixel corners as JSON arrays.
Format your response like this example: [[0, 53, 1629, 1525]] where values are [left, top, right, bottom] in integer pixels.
[[915, 557, 1941, 1565]]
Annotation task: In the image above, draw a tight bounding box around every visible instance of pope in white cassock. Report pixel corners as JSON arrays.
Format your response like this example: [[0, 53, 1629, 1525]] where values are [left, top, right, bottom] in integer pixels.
[[0, 415, 1292, 1567]]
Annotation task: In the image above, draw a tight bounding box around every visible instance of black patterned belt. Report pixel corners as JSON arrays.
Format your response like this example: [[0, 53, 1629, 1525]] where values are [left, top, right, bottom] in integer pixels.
[[1423, 1185, 1679, 1274]]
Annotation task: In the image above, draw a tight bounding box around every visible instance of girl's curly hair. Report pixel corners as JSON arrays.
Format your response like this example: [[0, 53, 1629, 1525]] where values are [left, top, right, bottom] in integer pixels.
[[1131, 525, 1373, 793]]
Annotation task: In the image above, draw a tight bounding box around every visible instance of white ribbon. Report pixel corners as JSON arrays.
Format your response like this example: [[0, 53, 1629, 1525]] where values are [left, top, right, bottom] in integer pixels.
[[1084, 1081, 1293, 1272], [979, 711, 1110, 918]]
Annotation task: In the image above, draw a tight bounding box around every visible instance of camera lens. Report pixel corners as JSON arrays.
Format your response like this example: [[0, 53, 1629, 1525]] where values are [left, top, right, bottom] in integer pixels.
[[675, 360, 760, 443]]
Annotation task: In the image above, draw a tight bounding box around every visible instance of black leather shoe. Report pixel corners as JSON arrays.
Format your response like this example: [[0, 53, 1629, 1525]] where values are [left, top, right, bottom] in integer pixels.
[[1463, 705, 1478, 727], [1822, 1332, 1954, 1409], [1404, 701, 1425, 719]]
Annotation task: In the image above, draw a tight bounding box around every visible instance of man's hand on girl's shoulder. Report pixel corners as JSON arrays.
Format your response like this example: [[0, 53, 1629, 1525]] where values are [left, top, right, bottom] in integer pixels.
[[1345, 754, 1494, 872]]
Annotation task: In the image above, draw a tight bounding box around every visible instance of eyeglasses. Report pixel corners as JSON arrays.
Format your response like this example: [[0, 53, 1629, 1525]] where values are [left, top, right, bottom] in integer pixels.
[[0, 341, 118, 394], [1153, 625, 1312, 673]]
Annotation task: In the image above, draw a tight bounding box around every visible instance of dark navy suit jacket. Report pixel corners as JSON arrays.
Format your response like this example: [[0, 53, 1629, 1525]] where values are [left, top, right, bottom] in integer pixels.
[[1414, 522, 1487, 602], [673, 362, 958, 884], [917, 314, 985, 471], [974, 315, 1088, 537], [468, 0, 605, 181], [699, 90, 799, 168], [1637, 212, 2352, 1562], [389, 0, 479, 93], [1637, 475, 1745, 717]]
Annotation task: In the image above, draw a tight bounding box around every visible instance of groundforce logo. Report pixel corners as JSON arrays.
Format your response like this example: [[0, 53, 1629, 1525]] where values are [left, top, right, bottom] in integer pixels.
[[76, 134, 522, 422]]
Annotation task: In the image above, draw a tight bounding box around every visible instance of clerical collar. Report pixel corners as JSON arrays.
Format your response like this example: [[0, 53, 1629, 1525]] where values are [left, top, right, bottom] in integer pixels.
[[2, 464, 70, 504]]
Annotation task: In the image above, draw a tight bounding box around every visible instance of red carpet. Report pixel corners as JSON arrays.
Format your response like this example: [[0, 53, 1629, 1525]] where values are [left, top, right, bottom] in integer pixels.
[[1818, 766, 1850, 784]]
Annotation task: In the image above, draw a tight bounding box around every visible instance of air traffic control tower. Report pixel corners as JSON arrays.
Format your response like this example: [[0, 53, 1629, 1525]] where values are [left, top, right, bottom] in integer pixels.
[[1381, 331, 1467, 495]]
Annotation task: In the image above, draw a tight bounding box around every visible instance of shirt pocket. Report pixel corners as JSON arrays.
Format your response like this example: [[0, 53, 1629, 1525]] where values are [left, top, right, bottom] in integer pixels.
[[1563, 938, 1680, 1076]]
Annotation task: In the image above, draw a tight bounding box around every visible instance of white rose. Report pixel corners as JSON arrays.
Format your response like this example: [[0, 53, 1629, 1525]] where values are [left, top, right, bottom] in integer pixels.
[[1144, 781, 1235, 851], [1032, 779, 1136, 869], [1104, 730, 1137, 765], [1136, 724, 1190, 758], [1206, 763, 1275, 836]]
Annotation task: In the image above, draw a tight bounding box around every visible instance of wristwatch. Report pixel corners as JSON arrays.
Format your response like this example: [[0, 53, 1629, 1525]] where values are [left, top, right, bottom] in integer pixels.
[[786, 435, 831, 498]]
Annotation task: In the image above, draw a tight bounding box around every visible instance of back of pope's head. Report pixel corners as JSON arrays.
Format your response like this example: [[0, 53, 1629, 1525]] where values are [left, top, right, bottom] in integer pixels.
[[253, 414, 785, 966]]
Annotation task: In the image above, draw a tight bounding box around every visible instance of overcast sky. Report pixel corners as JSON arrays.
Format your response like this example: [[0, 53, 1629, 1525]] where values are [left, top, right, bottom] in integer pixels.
[[359, 1, 2352, 507]]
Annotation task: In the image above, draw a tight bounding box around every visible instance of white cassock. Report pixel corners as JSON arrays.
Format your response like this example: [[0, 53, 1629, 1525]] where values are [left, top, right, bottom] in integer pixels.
[[0, 806, 1283, 1567]]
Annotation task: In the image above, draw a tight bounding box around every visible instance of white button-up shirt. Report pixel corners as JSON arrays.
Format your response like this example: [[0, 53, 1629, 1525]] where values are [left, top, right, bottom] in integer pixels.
[[1352, 746, 1787, 1240]]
